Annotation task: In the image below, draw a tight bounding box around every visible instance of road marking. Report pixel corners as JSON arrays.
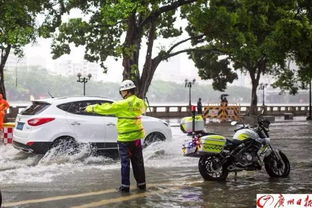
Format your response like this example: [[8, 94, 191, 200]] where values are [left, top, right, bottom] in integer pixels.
[[2, 182, 188, 207], [2, 189, 117, 207], [71, 187, 178, 208]]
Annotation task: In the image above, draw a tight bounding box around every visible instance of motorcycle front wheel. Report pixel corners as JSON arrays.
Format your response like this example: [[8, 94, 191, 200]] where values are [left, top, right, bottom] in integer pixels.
[[198, 155, 228, 181], [264, 150, 290, 177]]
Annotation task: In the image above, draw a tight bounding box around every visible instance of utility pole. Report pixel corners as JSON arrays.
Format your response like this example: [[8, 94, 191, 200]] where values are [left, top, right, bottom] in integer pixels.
[[307, 79, 312, 120]]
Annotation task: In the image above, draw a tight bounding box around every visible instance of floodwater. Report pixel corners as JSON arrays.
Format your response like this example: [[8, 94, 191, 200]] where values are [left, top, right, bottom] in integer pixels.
[[0, 118, 312, 208]]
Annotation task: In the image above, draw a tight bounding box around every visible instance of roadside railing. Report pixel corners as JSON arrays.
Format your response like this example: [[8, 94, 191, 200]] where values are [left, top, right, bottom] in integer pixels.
[[145, 105, 310, 118], [4, 104, 310, 122]]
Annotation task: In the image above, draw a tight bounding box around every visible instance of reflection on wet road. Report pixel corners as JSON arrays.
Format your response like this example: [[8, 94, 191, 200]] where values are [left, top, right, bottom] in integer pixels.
[[0, 119, 311, 207]]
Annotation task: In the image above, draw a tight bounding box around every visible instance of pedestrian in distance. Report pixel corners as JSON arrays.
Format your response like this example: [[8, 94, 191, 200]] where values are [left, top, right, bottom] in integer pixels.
[[0, 93, 10, 130], [85, 80, 147, 193], [220, 94, 228, 107], [197, 98, 203, 115]]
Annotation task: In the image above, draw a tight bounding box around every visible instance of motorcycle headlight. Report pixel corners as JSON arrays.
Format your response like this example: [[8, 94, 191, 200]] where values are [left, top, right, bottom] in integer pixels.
[[264, 137, 270, 144]]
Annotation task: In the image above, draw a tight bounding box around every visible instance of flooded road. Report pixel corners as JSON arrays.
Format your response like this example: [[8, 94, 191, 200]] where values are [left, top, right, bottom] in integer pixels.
[[1, 118, 312, 208]]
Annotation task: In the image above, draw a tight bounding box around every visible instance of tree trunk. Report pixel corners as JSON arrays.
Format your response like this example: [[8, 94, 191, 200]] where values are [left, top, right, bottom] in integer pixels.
[[122, 15, 161, 99], [137, 22, 157, 99], [249, 61, 265, 115], [121, 1, 200, 99], [0, 45, 11, 99], [122, 13, 142, 88], [250, 79, 258, 115], [139, 58, 161, 99], [249, 68, 260, 115]]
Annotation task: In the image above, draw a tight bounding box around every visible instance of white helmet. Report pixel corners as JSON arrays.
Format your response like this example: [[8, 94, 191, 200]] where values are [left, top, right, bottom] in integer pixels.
[[120, 80, 136, 91]]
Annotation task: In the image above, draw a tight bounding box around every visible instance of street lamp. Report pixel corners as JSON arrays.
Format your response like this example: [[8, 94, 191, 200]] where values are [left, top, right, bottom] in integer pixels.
[[185, 79, 196, 110], [307, 79, 312, 120], [77, 73, 92, 96], [259, 83, 268, 106]]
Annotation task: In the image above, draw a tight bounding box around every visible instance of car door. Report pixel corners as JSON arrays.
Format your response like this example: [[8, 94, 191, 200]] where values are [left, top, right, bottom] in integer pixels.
[[102, 115, 118, 141], [63, 100, 116, 144]]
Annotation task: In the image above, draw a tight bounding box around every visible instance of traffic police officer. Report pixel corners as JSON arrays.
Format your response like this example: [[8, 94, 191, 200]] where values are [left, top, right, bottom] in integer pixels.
[[86, 80, 147, 193]]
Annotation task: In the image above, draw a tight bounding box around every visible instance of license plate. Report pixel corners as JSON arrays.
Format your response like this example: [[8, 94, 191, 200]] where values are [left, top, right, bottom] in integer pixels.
[[16, 122, 25, 130]]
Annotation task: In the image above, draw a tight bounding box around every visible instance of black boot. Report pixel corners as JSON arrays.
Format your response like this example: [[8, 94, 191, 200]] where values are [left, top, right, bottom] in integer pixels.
[[118, 186, 130, 193], [137, 184, 146, 191]]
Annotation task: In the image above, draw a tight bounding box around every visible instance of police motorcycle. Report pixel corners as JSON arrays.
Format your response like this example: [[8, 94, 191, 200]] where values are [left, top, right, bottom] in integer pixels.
[[181, 107, 290, 181]]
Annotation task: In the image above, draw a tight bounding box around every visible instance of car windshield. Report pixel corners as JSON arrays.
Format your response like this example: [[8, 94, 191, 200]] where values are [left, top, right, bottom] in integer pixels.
[[21, 102, 51, 115]]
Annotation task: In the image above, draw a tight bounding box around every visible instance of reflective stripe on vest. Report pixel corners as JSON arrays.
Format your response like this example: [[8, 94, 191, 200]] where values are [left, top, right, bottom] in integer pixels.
[[118, 128, 144, 134], [118, 116, 141, 120]]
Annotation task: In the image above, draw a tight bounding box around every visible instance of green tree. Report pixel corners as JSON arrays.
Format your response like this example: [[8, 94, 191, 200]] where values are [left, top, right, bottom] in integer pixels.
[[0, 0, 65, 99], [184, 0, 304, 114], [50, 0, 202, 99], [271, 0, 312, 93]]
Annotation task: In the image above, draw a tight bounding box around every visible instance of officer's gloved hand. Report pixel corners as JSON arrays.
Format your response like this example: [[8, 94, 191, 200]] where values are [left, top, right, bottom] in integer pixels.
[[85, 105, 94, 113]]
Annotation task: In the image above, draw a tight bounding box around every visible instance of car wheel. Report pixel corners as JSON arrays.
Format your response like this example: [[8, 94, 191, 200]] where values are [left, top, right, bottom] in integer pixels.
[[50, 136, 78, 155], [143, 132, 166, 147]]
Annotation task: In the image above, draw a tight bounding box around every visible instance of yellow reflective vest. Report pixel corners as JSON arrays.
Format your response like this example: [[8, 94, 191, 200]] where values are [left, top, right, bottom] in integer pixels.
[[91, 95, 147, 142]]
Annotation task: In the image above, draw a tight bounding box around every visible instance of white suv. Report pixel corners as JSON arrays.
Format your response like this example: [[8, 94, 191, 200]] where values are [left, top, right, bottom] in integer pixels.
[[13, 97, 172, 154]]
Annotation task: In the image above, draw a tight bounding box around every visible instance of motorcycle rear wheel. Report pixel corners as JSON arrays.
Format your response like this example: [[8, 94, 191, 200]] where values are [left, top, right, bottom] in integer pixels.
[[198, 155, 228, 181], [264, 150, 290, 177]]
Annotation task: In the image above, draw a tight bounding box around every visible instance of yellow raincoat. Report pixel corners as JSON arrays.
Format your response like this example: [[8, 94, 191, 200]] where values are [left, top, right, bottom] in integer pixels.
[[86, 95, 147, 142]]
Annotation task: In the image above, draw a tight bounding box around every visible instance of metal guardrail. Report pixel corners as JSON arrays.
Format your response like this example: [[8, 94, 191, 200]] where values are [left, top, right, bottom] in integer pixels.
[[3, 104, 310, 121], [145, 105, 310, 118]]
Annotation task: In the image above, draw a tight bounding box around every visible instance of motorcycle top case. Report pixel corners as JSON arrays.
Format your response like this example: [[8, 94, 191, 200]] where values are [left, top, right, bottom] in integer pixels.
[[182, 135, 226, 157], [180, 115, 205, 133]]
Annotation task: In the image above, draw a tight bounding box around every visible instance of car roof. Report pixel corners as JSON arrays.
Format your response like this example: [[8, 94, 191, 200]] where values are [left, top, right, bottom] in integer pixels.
[[33, 96, 115, 105]]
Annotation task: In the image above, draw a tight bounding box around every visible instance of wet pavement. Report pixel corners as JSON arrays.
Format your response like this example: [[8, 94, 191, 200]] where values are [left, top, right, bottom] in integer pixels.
[[0, 118, 311, 208]]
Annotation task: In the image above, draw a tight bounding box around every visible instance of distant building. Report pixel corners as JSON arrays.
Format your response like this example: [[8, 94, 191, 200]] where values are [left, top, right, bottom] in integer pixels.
[[6, 53, 105, 81], [154, 55, 201, 82], [52, 59, 102, 81]]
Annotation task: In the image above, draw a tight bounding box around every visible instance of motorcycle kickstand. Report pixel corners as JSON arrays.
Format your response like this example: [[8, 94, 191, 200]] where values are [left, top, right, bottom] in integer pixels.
[[234, 171, 238, 181]]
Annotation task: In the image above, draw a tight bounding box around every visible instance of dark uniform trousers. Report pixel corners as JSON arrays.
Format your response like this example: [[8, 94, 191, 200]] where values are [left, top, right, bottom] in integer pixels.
[[118, 139, 146, 188]]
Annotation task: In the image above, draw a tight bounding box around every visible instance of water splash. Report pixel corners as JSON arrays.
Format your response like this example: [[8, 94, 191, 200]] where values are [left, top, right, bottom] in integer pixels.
[[38, 143, 94, 165], [0, 143, 118, 185], [0, 126, 197, 185], [143, 129, 198, 168]]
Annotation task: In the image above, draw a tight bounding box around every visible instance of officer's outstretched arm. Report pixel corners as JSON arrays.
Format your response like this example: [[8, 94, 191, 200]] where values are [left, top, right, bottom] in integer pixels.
[[93, 100, 127, 115]]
